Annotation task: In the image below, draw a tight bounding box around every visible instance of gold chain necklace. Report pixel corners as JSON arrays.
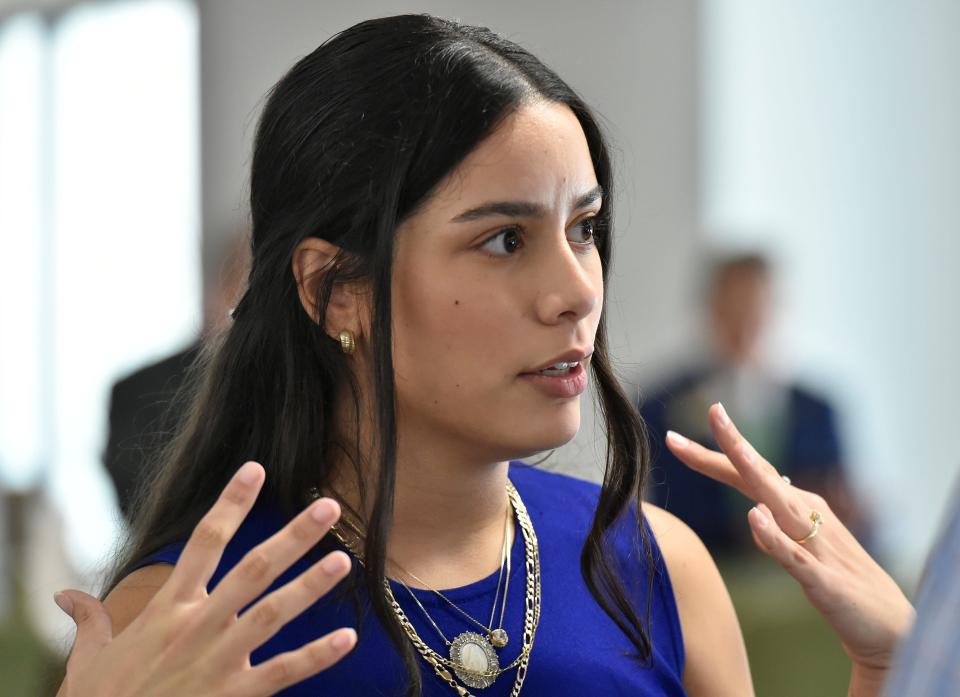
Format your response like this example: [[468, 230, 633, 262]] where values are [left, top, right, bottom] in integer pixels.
[[388, 497, 513, 649], [325, 480, 540, 696]]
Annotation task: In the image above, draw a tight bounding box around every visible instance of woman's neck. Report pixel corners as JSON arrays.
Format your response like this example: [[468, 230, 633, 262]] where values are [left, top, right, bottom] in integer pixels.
[[393, 454, 513, 588], [329, 440, 515, 591]]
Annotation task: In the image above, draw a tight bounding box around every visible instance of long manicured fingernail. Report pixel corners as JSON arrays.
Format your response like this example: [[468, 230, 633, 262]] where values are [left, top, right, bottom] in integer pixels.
[[666, 430, 689, 447], [716, 402, 731, 427], [331, 627, 357, 651], [750, 507, 768, 528], [54, 591, 73, 616]]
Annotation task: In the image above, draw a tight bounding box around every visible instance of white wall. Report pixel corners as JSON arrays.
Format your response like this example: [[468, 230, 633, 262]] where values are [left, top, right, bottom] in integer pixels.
[[702, 0, 960, 580], [196, 0, 703, 481]]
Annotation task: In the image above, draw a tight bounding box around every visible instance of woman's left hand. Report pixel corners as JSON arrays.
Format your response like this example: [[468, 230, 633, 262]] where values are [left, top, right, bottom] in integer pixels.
[[665, 403, 915, 680]]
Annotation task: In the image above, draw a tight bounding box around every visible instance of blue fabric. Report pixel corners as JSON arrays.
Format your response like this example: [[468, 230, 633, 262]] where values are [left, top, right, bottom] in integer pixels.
[[136, 462, 687, 696], [882, 475, 960, 697]]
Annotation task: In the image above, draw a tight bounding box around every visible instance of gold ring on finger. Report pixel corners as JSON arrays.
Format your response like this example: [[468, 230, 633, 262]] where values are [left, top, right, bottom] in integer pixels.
[[795, 510, 823, 545]]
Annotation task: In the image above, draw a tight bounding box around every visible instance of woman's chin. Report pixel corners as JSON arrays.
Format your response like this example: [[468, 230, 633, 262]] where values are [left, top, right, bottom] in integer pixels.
[[496, 417, 581, 460]]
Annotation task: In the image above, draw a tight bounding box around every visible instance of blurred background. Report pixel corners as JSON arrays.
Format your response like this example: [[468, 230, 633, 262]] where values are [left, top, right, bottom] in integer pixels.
[[0, 1, 957, 695]]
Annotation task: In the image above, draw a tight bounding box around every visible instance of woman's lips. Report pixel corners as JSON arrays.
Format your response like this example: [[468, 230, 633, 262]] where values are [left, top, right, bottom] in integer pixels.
[[519, 361, 588, 398]]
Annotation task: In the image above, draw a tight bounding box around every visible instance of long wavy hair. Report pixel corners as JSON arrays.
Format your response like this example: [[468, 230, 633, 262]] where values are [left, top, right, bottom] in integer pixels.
[[105, 14, 652, 696]]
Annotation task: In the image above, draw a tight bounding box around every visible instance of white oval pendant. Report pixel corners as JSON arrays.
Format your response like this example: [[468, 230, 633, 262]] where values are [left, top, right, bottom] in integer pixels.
[[450, 631, 500, 689]]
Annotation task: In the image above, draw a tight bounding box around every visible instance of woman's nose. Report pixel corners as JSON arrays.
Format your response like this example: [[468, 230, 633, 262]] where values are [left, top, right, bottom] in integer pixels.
[[533, 241, 600, 325]]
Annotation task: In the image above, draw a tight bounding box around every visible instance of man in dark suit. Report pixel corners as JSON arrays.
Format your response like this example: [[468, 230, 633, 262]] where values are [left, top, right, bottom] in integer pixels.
[[103, 344, 200, 518], [103, 232, 247, 520]]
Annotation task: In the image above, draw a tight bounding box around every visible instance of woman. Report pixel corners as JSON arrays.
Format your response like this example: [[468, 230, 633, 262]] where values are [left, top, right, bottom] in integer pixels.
[[54, 14, 912, 697]]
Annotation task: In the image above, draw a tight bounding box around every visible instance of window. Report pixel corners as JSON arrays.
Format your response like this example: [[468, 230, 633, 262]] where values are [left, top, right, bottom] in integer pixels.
[[0, 0, 199, 570]]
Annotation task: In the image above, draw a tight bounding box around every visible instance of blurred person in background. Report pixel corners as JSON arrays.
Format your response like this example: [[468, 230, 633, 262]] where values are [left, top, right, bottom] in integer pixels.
[[102, 233, 248, 520], [642, 252, 868, 555]]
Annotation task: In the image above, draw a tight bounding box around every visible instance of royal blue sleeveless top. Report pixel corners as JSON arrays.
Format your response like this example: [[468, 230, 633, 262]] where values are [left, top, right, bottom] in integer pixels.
[[137, 463, 687, 696]]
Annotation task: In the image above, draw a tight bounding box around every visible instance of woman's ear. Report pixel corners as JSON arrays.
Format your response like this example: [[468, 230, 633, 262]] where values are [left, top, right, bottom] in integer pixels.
[[291, 238, 365, 339]]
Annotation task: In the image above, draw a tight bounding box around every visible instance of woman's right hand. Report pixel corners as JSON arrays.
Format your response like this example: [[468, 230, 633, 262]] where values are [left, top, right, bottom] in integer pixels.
[[55, 461, 356, 697]]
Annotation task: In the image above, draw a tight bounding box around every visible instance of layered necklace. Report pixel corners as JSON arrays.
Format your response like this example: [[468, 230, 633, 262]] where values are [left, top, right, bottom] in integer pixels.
[[389, 494, 513, 654], [325, 480, 541, 696]]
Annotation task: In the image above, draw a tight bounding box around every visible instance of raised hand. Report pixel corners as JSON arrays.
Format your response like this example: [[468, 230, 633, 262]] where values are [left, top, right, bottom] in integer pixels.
[[665, 404, 914, 692], [55, 461, 356, 697]]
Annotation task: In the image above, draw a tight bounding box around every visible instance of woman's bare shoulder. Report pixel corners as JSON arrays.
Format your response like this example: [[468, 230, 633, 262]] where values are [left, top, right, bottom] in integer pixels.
[[643, 503, 700, 551], [103, 564, 175, 636], [642, 503, 754, 697], [642, 503, 726, 599]]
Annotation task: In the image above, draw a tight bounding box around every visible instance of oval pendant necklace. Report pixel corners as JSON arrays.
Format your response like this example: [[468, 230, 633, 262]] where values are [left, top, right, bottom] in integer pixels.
[[450, 631, 500, 688], [378, 499, 514, 688], [396, 591, 502, 688], [326, 480, 541, 695]]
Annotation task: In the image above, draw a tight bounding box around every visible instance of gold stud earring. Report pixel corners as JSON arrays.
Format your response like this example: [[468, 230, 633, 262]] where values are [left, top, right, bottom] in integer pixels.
[[338, 329, 355, 355]]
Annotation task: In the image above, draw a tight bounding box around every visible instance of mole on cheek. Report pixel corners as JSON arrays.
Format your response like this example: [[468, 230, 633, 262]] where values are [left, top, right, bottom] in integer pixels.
[[454, 299, 460, 306]]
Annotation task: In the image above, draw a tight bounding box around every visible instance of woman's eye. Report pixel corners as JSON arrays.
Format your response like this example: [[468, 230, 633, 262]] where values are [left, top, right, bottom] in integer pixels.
[[480, 227, 523, 256], [568, 217, 597, 245]]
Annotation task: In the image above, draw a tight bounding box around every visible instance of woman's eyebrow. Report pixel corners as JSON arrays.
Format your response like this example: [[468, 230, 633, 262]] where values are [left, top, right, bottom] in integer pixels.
[[451, 200, 544, 222], [574, 185, 604, 210], [450, 185, 604, 223]]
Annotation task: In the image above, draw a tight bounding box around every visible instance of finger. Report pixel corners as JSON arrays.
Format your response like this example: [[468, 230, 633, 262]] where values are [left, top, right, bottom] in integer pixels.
[[748, 505, 822, 587], [709, 404, 812, 540], [205, 497, 342, 624], [217, 550, 351, 661], [749, 524, 768, 554], [166, 462, 265, 600], [57, 590, 113, 671], [665, 430, 754, 499], [234, 627, 357, 697], [747, 503, 771, 553]]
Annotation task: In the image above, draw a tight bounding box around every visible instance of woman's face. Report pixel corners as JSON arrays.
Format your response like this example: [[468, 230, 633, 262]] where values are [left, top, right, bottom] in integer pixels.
[[389, 101, 604, 461]]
